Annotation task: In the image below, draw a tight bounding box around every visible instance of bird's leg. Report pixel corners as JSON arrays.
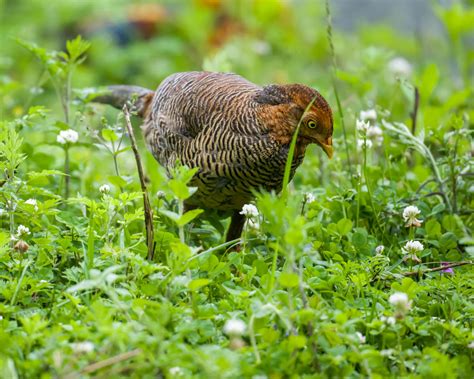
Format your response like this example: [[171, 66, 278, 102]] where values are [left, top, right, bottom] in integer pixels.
[[225, 210, 245, 243]]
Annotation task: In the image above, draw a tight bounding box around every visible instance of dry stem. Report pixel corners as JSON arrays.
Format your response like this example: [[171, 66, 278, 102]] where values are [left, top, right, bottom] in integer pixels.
[[123, 105, 155, 260]]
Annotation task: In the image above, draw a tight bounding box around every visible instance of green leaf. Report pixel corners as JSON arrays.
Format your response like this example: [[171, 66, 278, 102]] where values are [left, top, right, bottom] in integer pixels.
[[425, 219, 441, 237], [337, 218, 353, 236], [352, 231, 367, 248], [168, 178, 194, 200], [288, 335, 307, 350], [418, 64, 439, 103], [177, 209, 204, 227], [279, 272, 299, 288], [107, 175, 127, 188], [391, 277, 420, 297], [101, 129, 118, 142], [66, 35, 91, 63], [188, 278, 211, 291], [159, 209, 180, 223], [439, 232, 457, 251]]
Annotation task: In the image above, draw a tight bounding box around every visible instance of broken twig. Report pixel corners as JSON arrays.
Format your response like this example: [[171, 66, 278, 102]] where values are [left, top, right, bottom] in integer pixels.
[[123, 105, 155, 261], [403, 261, 472, 277]]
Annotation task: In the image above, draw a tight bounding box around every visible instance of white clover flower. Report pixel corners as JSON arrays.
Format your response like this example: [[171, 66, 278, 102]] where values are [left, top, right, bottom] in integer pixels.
[[304, 192, 316, 204], [388, 57, 413, 77], [380, 315, 396, 325], [402, 205, 423, 227], [71, 341, 94, 353], [16, 225, 30, 237], [360, 109, 377, 121], [223, 319, 246, 337], [0, 315, 3, 320], [389, 292, 409, 306], [156, 190, 166, 199], [403, 240, 424, 255], [30, 87, 44, 95], [247, 218, 260, 230], [357, 138, 373, 149], [25, 199, 39, 212], [0, 208, 4, 217], [367, 125, 384, 145], [468, 341, 474, 349], [172, 275, 190, 287], [240, 204, 259, 218], [389, 292, 412, 315], [375, 245, 385, 254], [356, 119, 370, 134], [57, 129, 79, 144], [252, 40, 271, 55], [355, 332, 366, 344], [169, 367, 183, 376], [99, 184, 110, 194], [380, 349, 394, 357]]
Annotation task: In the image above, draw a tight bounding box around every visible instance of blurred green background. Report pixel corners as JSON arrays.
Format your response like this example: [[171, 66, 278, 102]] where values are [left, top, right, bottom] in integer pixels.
[[2, 0, 472, 117]]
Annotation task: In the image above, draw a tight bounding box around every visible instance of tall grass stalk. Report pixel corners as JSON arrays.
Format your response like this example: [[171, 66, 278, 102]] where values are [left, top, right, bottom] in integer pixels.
[[325, 0, 353, 179]]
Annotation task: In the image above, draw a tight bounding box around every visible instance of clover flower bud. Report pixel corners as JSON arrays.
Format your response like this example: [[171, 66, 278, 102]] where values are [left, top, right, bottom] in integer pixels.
[[99, 184, 110, 194], [304, 192, 316, 204], [355, 332, 366, 344], [402, 205, 423, 227], [360, 109, 377, 121], [388, 57, 413, 77], [389, 292, 412, 319], [25, 199, 39, 212], [375, 245, 385, 254], [240, 204, 259, 218], [57, 129, 79, 144], [223, 319, 246, 337]]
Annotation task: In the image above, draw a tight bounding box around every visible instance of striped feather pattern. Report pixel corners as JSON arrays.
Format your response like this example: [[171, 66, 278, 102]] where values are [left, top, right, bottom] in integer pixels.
[[141, 71, 319, 210]]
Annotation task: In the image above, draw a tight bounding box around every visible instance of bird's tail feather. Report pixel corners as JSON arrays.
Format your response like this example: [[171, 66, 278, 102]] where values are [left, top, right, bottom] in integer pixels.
[[93, 85, 154, 118]]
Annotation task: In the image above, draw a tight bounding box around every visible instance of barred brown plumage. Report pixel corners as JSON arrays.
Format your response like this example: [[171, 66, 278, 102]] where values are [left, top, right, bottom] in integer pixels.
[[94, 71, 334, 242]]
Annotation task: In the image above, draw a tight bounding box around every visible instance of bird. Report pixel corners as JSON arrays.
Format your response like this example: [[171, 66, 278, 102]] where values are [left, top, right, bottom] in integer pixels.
[[94, 71, 333, 242]]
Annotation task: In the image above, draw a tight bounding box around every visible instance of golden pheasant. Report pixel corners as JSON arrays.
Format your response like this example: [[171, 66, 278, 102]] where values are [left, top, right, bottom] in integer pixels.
[[95, 71, 333, 241]]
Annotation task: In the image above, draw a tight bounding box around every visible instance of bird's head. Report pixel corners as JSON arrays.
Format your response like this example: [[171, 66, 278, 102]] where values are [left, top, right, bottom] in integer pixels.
[[287, 84, 333, 158], [256, 84, 333, 158]]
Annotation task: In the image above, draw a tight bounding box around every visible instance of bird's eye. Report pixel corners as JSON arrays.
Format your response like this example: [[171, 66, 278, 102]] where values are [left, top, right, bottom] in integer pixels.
[[307, 120, 317, 129]]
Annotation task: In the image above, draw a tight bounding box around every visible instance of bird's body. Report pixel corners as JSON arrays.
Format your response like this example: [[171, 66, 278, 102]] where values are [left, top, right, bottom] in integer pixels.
[[95, 71, 333, 241], [143, 72, 305, 210]]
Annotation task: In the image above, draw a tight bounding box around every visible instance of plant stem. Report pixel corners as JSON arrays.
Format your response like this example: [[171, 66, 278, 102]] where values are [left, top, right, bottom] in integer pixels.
[[123, 105, 155, 260], [11, 259, 32, 305], [178, 200, 185, 244], [267, 241, 280, 295], [325, 0, 352, 179], [249, 315, 261, 364], [64, 146, 70, 199], [411, 87, 419, 135], [403, 261, 471, 277]]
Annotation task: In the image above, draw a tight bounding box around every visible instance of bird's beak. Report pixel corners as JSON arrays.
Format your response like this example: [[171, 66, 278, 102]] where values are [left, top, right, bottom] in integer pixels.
[[320, 137, 333, 159]]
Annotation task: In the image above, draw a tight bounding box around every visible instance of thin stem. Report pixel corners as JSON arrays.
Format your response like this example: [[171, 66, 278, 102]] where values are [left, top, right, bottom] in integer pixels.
[[362, 141, 382, 235], [249, 315, 261, 364], [178, 200, 185, 244], [123, 105, 155, 260], [64, 146, 70, 199], [325, 0, 352, 179], [411, 87, 419, 135], [267, 241, 280, 295], [9, 200, 15, 248], [11, 259, 32, 305]]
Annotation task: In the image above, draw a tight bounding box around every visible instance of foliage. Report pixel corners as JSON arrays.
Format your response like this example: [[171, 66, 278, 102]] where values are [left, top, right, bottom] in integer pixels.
[[1, 0, 473, 378]]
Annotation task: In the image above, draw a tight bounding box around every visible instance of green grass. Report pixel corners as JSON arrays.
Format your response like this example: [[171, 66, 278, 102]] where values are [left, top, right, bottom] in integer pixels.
[[1, 1, 473, 378]]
